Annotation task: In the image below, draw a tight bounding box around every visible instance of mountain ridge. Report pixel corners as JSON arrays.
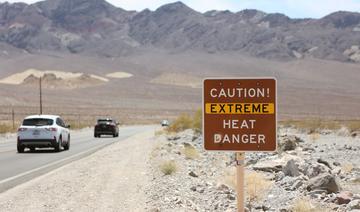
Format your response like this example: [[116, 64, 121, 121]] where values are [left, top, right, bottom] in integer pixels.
[[0, 0, 359, 62]]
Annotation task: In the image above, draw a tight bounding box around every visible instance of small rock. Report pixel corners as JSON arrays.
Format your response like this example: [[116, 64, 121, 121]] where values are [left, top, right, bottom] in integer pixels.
[[317, 158, 332, 169], [167, 135, 180, 141], [331, 167, 342, 175], [333, 162, 341, 166], [336, 191, 353, 205], [189, 171, 199, 178], [303, 147, 315, 152], [282, 159, 301, 177], [227, 194, 236, 200], [217, 184, 230, 191], [351, 131, 359, 138], [348, 199, 360, 210], [290, 180, 303, 190], [306, 173, 341, 193], [278, 135, 301, 151], [308, 189, 327, 198], [337, 127, 350, 136], [303, 163, 330, 178], [183, 142, 192, 147], [198, 188, 205, 193]]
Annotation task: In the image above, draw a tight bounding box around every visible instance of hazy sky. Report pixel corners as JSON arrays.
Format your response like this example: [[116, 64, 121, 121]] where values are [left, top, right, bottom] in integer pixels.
[[1, 0, 360, 18]]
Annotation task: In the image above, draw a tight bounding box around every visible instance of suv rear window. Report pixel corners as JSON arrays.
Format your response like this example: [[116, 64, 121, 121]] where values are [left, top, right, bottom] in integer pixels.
[[23, 118, 53, 126], [98, 120, 113, 124]]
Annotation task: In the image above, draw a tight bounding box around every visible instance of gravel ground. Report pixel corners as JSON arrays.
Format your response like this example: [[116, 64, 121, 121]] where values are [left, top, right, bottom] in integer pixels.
[[0, 129, 155, 212], [146, 128, 360, 212]]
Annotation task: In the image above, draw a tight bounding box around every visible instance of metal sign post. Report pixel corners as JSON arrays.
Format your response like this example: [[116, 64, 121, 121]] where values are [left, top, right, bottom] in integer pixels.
[[236, 152, 245, 212]]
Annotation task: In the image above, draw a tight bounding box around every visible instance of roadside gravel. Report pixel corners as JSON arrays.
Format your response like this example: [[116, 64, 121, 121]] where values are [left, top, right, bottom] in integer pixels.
[[0, 129, 155, 212]]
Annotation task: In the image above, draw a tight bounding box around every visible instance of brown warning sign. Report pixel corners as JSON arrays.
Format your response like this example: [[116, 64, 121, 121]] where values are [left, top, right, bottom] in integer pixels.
[[203, 78, 277, 151]]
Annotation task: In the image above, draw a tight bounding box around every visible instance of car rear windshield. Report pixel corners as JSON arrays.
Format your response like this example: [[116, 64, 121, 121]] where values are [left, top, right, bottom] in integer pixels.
[[23, 118, 53, 126], [98, 119, 113, 124]]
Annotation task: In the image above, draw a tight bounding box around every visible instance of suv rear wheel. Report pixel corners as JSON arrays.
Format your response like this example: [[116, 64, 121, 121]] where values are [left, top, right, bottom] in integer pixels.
[[64, 135, 70, 150], [17, 145, 24, 153], [54, 137, 62, 152]]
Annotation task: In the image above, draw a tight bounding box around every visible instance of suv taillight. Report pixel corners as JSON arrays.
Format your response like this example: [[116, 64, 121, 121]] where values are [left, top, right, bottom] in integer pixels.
[[18, 128, 27, 132], [46, 127, 57, 132]]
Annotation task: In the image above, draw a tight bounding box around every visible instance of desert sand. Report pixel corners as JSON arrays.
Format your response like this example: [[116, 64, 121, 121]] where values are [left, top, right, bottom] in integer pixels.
[[0, 69, 108, 85], [106, 72, 133, 79]]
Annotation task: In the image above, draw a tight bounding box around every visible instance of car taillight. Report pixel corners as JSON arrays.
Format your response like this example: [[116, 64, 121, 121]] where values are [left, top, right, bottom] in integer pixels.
[[18, 128, 27, 132], [46, 127, 57, 132]]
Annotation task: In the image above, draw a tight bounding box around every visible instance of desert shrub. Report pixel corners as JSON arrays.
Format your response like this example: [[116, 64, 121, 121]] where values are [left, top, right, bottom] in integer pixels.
[[342, 163, 354, 173], [192, 109, 202, 133], [167, 109, 203, 133], [292, 198, 329, 212], [309, 133, 320, 143], [292, 199, 315, 212], [183, 145, 199, 159], [220, 169, 272, 210], [154, 129, 165, 136], [246, 171, 272, 210], [167, 113, 193, 133], [67, 121, 91, 130], [222, 167, 237, 189], [0, 124, 16, 134], [160, 160, 177, 175], [346, 121, 360, 132]]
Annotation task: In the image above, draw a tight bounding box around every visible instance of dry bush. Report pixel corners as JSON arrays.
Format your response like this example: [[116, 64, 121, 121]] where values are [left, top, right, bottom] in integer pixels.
[[0, 124, 16, 134], [342, 163, 354, 173], [166, 109, 202, 133], [351, 177, 360, 184], [293, 199, 314, 212], [292, 198, 330, 212], [183, 145, 199, 160], [192, 109, 202, 133], [246, 171, 272, 209], [154, 129, 165, 136], [68, 122, 91, 130], [167, 113, 193, 133], [222, 167, 237, 189], [309, 133, 320, 143], [160, 160, 177, 175], [346, 121, 360, 132]]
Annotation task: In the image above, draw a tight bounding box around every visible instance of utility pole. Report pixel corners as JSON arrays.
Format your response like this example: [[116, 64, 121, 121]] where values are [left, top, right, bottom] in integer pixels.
[[40, 77, 42, 115]]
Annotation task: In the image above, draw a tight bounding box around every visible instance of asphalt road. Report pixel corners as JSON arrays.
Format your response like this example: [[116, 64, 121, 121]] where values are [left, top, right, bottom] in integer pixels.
[[0, 125, 154, 185]]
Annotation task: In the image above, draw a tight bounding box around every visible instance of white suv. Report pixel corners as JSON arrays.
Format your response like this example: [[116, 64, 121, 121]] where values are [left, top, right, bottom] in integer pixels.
[[17, 115, 70, 153]]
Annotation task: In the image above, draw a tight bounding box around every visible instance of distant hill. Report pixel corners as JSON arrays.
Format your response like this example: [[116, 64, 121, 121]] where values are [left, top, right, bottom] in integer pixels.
[[0, 0, 360, 62]]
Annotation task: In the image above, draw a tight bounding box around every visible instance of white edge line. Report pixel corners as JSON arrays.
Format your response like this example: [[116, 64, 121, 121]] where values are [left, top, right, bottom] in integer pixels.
[[0, 144, 108, 185]]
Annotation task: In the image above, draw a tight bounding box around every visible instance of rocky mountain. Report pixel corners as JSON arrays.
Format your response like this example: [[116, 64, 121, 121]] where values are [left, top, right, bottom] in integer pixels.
[[0, 0, 360, 62]]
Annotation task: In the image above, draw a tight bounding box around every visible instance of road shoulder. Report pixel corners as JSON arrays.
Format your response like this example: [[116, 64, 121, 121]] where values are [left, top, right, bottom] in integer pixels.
[[0, 128, 155, 212]]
